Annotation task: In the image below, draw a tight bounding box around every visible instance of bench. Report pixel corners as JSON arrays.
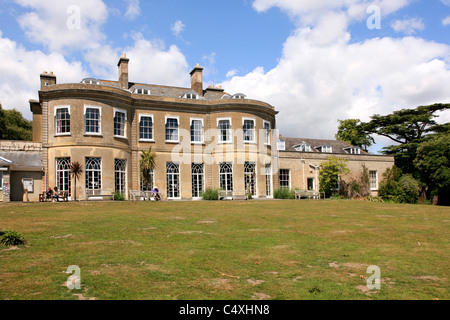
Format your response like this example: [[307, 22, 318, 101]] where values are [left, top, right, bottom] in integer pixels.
[[129, 190, 146, 201], [218, 190, 233, 200], [85, 189, 114, 201], [39, 191, 69, 202], [295, 190, 322, 200]]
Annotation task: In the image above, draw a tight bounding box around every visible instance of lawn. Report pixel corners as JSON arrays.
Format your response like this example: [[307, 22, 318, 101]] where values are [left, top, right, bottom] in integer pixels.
[[0, 199, 449, 300]]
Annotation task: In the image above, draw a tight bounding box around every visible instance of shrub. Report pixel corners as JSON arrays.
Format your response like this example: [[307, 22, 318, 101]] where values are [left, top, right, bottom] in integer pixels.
[[0, 230, 26, 247], [201, 188, 219, 201], [379, 167, 419, 204], [114, 192, 125, 201], [274, 188, 295, 199]]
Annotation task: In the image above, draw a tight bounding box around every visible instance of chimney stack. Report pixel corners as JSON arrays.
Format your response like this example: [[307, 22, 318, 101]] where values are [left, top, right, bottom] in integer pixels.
[[40, 71, 57, 89], [190, 63, 203, 96], [118, 54, 129, 90]]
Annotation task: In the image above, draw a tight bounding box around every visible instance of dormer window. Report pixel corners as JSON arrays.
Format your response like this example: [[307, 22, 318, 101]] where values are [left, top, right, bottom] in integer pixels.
[[81, 78, 100, 85], [345, 147, 361, 154], [277, 139, 286, 151], [134, 87, 151, 95], [232, 93, 246, 99], [294, 144, 311, 152], [316, 145, 332, 153], [182, 92, 199, 100]]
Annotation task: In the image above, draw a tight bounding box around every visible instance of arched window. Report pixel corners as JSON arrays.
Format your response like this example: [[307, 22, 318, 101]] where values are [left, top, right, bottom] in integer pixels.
[[166, 163, 180, 199], [85, 157, 102, 191], [244, 162, 256, 196], [115, 159, 126, 194], [191, 163, 204, 198], [219, 163, 233, 192], [56, 158, 71, 196]]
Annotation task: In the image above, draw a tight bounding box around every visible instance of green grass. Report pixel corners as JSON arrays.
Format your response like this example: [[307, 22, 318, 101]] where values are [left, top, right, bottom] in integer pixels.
[[0, 200, 449, 300]]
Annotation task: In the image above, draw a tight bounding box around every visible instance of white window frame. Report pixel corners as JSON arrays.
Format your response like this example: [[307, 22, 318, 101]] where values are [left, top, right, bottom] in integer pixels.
[[263, 120, 271, 146], [54, 105, 71, 136], [84, 105, 102, 136], [183, 92, 198, 100], [190, 118, 204, 144], [217, 117, 232, 144], [166, 162, 181, 199], [56, 157, 71, 197], [219, 162, 234, 193], [370, 170, 378, 190], [265, 163, 273, 198], [165, 116, 180, 143], [139, 114, 154, 142], [346, 147, 361, 155], [279, 169, 291, 189], [113, 108, 127, 139], [115, 159, 127, 194], [317, 145, 332, 153], [134, 88, 151, 95], [191, 163, 204, 199], [242, 117, 256, 143]]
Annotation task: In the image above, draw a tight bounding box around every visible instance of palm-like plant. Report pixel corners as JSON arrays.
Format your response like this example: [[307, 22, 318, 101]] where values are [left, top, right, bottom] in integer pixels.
[[140, 147, 156, 191], [70, 161, 83, 201]]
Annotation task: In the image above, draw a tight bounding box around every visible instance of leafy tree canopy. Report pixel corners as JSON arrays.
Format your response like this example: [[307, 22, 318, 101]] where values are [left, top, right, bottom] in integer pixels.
[[335, 119, 374, 151], [0, 108, 33, 141], [319, 156, 350, 197]]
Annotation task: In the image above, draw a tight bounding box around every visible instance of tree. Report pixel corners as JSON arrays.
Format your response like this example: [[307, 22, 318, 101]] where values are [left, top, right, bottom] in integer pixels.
[[414, 132, 450, 205], [140, 147, 156, 191], [70, 162, 83, 201], [362, 103, 449, 175], [378, 166, 419, 204], [0, 108, 33, 141], [319, 156, 350, 198], [335, 119, 374, 151]]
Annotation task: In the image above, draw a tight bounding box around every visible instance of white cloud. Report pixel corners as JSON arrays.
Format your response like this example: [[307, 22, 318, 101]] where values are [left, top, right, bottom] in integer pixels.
[[391, 18, 425, 35], [441, 0, 450, 6], [171, 20, 186, 36], [0, 31, 87, 119], [123, 34, 190, 87], [124, 0, 141, 20], [15, 0, 108, 52], [220, 27, 450, 141], [443, 16, 450, 26]]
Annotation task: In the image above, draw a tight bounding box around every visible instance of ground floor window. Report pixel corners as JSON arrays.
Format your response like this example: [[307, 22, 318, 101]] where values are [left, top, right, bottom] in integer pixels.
[[56, 157, 71, 196], [85, 157, 101, 190], [279, 169, 290, 188], [265, 164, 272, 197], [219, 163, 233, 192], [192, 163, 204, 198], [307, 178, 315, 191], [244, 162, 256, 196], [370, 170, 378, 190], [167, 162, 180, 198], [115, 159, 126, 194], [140, 169, 154, 192]]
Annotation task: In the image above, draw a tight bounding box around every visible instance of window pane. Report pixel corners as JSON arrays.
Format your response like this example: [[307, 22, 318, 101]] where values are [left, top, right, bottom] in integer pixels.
[[166, 118, 179, 141], [115, 159, 126, 194], [139, 116, 153, 140], [85, 108, 100, 133], [56, 157, 71, 196], [191, 120, 203, 142], [56, 108, 70, 134], [114, 111, 126, 137], [85, 157, 102, 190], [218, 120, 231, 142], [279, 169, 290, 188], [243, 120, 254, 142]]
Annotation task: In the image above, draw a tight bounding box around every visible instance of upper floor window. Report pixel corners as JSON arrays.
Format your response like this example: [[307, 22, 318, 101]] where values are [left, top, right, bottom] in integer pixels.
[[316, 145, 332, 153], [190, 118, 204, 143], [243, 118, 255, 143], [277, 139, 286, 151], [84, 106, 101, 135], [134, 87, 151, 95], [139, 115, 154, 141], [55, 106, 70, 135], [263, 121, 271, 145], [217, 118, 232, 143], [81, 78, 100, 85], [165, 116, 179, 142], [345, 147, 361, 154], [182, 92, 198, 100], [232, 93, 246, 99], [294, 144, 311, 152], [114, 109, 127, 138]]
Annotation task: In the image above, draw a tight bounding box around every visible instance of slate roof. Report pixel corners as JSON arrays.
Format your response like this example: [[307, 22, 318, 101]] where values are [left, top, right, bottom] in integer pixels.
[[279, 137, 369, 155], [0, 151, 43, 171]]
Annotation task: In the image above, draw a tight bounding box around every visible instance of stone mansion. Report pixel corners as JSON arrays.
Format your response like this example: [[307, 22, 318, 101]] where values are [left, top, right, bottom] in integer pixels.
[[0, 55, 394, 202]]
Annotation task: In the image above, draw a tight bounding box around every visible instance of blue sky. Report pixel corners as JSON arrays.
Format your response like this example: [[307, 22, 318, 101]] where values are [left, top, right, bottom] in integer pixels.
[[0, 0, 449, 152]]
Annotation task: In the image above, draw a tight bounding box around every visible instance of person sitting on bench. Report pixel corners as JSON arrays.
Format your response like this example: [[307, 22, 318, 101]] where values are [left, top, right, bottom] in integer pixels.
[[52, 186, 60, 202], [152, 186, 161, 201], [46, 187, 54, 201]]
